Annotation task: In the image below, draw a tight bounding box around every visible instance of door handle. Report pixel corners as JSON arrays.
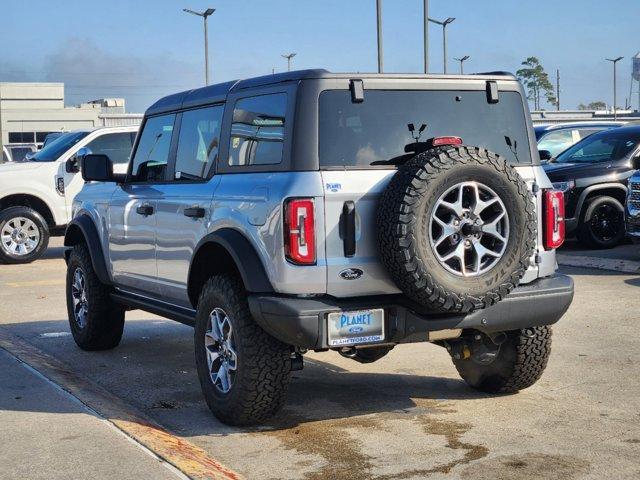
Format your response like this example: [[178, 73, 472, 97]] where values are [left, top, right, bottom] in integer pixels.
[[184, 206, 205, 218], [341, 201, 356, 257], [136, 204, 154, 216]]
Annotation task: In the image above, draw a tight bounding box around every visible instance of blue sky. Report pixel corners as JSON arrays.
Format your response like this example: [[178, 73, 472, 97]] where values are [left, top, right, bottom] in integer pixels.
[[2, 0, 638, 112]]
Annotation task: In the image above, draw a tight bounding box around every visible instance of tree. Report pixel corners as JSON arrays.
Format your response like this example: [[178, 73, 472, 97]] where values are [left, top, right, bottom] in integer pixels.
[[578, 101, 607, 111], [516, 57, 557, 110]]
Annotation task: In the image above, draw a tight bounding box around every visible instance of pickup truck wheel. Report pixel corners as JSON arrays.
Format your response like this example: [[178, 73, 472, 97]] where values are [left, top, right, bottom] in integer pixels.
[[194, 274, 291, 426], [576, 196, 625, 249], [65, 244, 125, 350], [451, 327, 552, 393], [377, 146, 536, 313], [0, 206, 49, 264]]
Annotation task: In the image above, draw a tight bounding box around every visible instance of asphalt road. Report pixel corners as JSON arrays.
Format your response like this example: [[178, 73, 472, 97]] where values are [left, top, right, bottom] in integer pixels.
[[0, 238, 639, 479]]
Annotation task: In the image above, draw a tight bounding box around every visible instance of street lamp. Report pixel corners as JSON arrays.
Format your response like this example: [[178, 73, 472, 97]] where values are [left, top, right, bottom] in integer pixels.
[[606, 56, 624, 120], [376, 0, 383, 73], [428, 17, 455, 74], [281, 53, 297, 72], [183, 7, 216, 86], [454, 55, 470, 74]]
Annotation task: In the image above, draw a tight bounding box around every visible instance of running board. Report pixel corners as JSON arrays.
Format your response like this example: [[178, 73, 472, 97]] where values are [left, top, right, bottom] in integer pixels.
[[110, 292, 196, 327]]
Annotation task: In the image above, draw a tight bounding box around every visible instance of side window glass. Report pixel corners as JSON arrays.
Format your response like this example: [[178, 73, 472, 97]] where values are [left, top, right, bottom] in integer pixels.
[[537, 129, 574, 157], [85, 132, 135, 166], [174, 105, 224, 180], [228, 93, 286, 166], [130, 114, 176, 182], [578, 128, 602, 140]]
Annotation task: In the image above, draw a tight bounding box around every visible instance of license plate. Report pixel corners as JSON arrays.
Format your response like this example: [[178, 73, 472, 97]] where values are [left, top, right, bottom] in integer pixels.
[[327, 309, 385, 347]]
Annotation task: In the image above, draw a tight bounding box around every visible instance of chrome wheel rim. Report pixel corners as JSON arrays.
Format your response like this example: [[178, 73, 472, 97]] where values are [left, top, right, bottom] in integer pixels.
[[429, 181, 509, 277], [205, 308, 237, 394], [71, 267, 88, 328], [1, 217, 40, 256]]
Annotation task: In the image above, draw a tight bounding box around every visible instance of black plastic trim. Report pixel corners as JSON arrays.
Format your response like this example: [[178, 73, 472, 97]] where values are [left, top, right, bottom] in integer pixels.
[[189, 229, 274, 294], [63, 215, 111, 286], [248, 274, 574, 349], [111, 292, 195, 327]]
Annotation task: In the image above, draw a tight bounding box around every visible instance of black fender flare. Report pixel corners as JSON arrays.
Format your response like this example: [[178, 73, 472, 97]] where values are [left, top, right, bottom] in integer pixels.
[[63, 215, 111, 286], [189, 229, 274, 295]]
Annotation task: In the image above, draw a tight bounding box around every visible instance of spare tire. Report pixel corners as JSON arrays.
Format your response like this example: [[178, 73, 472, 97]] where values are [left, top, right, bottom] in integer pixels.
[[377, 146, 536, 313]]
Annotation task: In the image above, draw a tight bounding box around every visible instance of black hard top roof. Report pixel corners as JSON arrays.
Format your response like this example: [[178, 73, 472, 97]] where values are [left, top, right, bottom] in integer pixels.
[[144, 68, 517, 116]]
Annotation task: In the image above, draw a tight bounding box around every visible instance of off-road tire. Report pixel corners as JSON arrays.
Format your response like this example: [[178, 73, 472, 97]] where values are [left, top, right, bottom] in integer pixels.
[[0, 206, 50, 264], [576, 195, 625, 249], [452, 326, 552, 393], [66, 244, 125, 350], [377, 146, 536, 313], [194, 274, 291, 426]]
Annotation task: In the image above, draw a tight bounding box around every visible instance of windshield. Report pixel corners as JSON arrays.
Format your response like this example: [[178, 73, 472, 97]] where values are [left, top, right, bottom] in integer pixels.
[[555, 129, 640, 164], [31, 131, 89, 162], [319, 90, 532, 167]]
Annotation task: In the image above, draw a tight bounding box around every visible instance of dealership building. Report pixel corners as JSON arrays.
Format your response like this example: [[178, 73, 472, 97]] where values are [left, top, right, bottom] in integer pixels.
[[0, 82, 142, 151]]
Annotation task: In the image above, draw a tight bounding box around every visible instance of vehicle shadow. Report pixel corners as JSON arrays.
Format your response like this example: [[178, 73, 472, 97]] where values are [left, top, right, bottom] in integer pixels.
[[0, 319, 489, 435], [41, 245, 65, 260]]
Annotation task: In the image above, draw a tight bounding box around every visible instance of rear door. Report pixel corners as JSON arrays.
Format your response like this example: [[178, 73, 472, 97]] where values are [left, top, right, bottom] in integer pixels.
[[318, 87, 536, 298], [154, 104, 224, 307]]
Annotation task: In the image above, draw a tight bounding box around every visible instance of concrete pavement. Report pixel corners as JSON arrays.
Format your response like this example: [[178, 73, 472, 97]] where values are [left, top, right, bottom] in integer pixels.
[[0, 237, 639, 479]]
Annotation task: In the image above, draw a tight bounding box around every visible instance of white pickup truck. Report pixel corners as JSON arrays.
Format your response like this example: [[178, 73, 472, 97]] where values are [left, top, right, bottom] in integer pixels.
[[0, 126, 138, 264]]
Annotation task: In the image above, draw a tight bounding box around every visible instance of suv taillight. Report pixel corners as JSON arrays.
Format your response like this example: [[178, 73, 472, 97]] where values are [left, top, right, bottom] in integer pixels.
[[284, 198, 316, 265], [544, 190, 565, 249]]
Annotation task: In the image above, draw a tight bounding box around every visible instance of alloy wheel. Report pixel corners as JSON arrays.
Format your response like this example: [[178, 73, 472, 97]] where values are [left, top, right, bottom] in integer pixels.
[[205, 308, 238, 394], [429, 181, 509, 277], [71, 267, 88, 328], [1, 217, 40, 256]]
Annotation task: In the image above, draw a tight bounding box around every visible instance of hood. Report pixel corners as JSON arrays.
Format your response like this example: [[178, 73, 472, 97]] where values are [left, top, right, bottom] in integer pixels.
[[0, 161, 46, 174]]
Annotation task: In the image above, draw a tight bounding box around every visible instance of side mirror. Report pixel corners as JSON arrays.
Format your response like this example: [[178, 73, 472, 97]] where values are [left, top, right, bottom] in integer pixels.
[[539, 150, 552, 161], [81, 154, 114, 182], [66, 147, 91, 173], [632, 155, 640, 170]]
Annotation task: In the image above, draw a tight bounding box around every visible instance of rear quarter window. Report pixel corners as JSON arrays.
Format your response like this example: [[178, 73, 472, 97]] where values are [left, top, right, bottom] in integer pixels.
[[319, 89, 532, 167]]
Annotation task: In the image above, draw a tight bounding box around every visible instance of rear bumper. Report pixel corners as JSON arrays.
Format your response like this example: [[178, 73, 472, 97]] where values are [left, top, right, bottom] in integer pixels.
[[248, 274, 574, 349]]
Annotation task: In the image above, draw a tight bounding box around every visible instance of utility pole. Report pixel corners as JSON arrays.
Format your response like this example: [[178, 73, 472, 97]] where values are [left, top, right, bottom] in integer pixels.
[[423, 0, 429, 73], [428, 17, 455, 74], [556, 69, 560, 111], [454, 55, 469, 74], [376, 0, 383, 73], [606, 57, 623, 120], [281, 53, 296, 72], [183, 8, 216, 85]]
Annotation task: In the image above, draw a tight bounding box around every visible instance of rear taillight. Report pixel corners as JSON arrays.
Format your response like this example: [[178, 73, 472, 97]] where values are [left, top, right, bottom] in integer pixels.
[[544, 190, 565, 249], [284, 198, 316, 265]]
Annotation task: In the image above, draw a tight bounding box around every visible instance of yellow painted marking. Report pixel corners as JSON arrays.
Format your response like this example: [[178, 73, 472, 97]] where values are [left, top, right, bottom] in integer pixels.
[[0, 328, 243, 480], [3, 279, 65, 288]]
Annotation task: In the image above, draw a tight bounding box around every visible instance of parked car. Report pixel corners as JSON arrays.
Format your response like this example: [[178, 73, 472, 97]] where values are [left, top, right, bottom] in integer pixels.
[[625, 157, 640, 243], [64, 69, 573, 426], [2, 146, 11, 164], [0, 126, 138, 264], [42, 132, 66, 149], [4, 143, 38, 162], [535, 122, 625, 160], [543, 125, 640, 248]]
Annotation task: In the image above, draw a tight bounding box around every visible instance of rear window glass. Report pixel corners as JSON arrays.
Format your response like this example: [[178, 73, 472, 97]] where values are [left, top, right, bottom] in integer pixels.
[[319, 90, 532, 167]]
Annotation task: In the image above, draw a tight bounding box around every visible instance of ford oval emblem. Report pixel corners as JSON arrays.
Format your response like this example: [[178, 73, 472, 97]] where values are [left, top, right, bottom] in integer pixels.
[[339, 268, 363, 280], [348, 325, 364, 334]]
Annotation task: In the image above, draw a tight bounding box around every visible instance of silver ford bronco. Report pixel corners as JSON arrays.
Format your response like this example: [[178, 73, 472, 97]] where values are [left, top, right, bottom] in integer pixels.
[[64, 70, 574, 426]]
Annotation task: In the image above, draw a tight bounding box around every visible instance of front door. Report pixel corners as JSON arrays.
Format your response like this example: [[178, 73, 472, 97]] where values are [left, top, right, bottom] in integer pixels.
[[107, 113, 176, 296]]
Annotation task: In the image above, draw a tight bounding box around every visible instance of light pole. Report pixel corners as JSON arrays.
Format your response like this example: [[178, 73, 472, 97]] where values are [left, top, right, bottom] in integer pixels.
[[428, 17, 455, 74], [454, 55, 470, 74], [606, 56, 623, 120], [376, 0, 383, 73], [183, 7, 216, 86], [423, 0, 429, 73], [282, 53, 297, 72]]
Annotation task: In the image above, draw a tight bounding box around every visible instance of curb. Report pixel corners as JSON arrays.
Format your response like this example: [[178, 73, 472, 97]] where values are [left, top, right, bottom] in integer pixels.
[[557, 254, 640, 274]]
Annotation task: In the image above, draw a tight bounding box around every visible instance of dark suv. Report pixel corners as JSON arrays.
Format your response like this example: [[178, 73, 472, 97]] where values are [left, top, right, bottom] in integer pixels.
[[543, 125, 640, 248]]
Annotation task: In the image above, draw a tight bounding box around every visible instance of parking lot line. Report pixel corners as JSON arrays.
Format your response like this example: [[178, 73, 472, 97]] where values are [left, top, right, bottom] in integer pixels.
[[0, 327, 243, 480]]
